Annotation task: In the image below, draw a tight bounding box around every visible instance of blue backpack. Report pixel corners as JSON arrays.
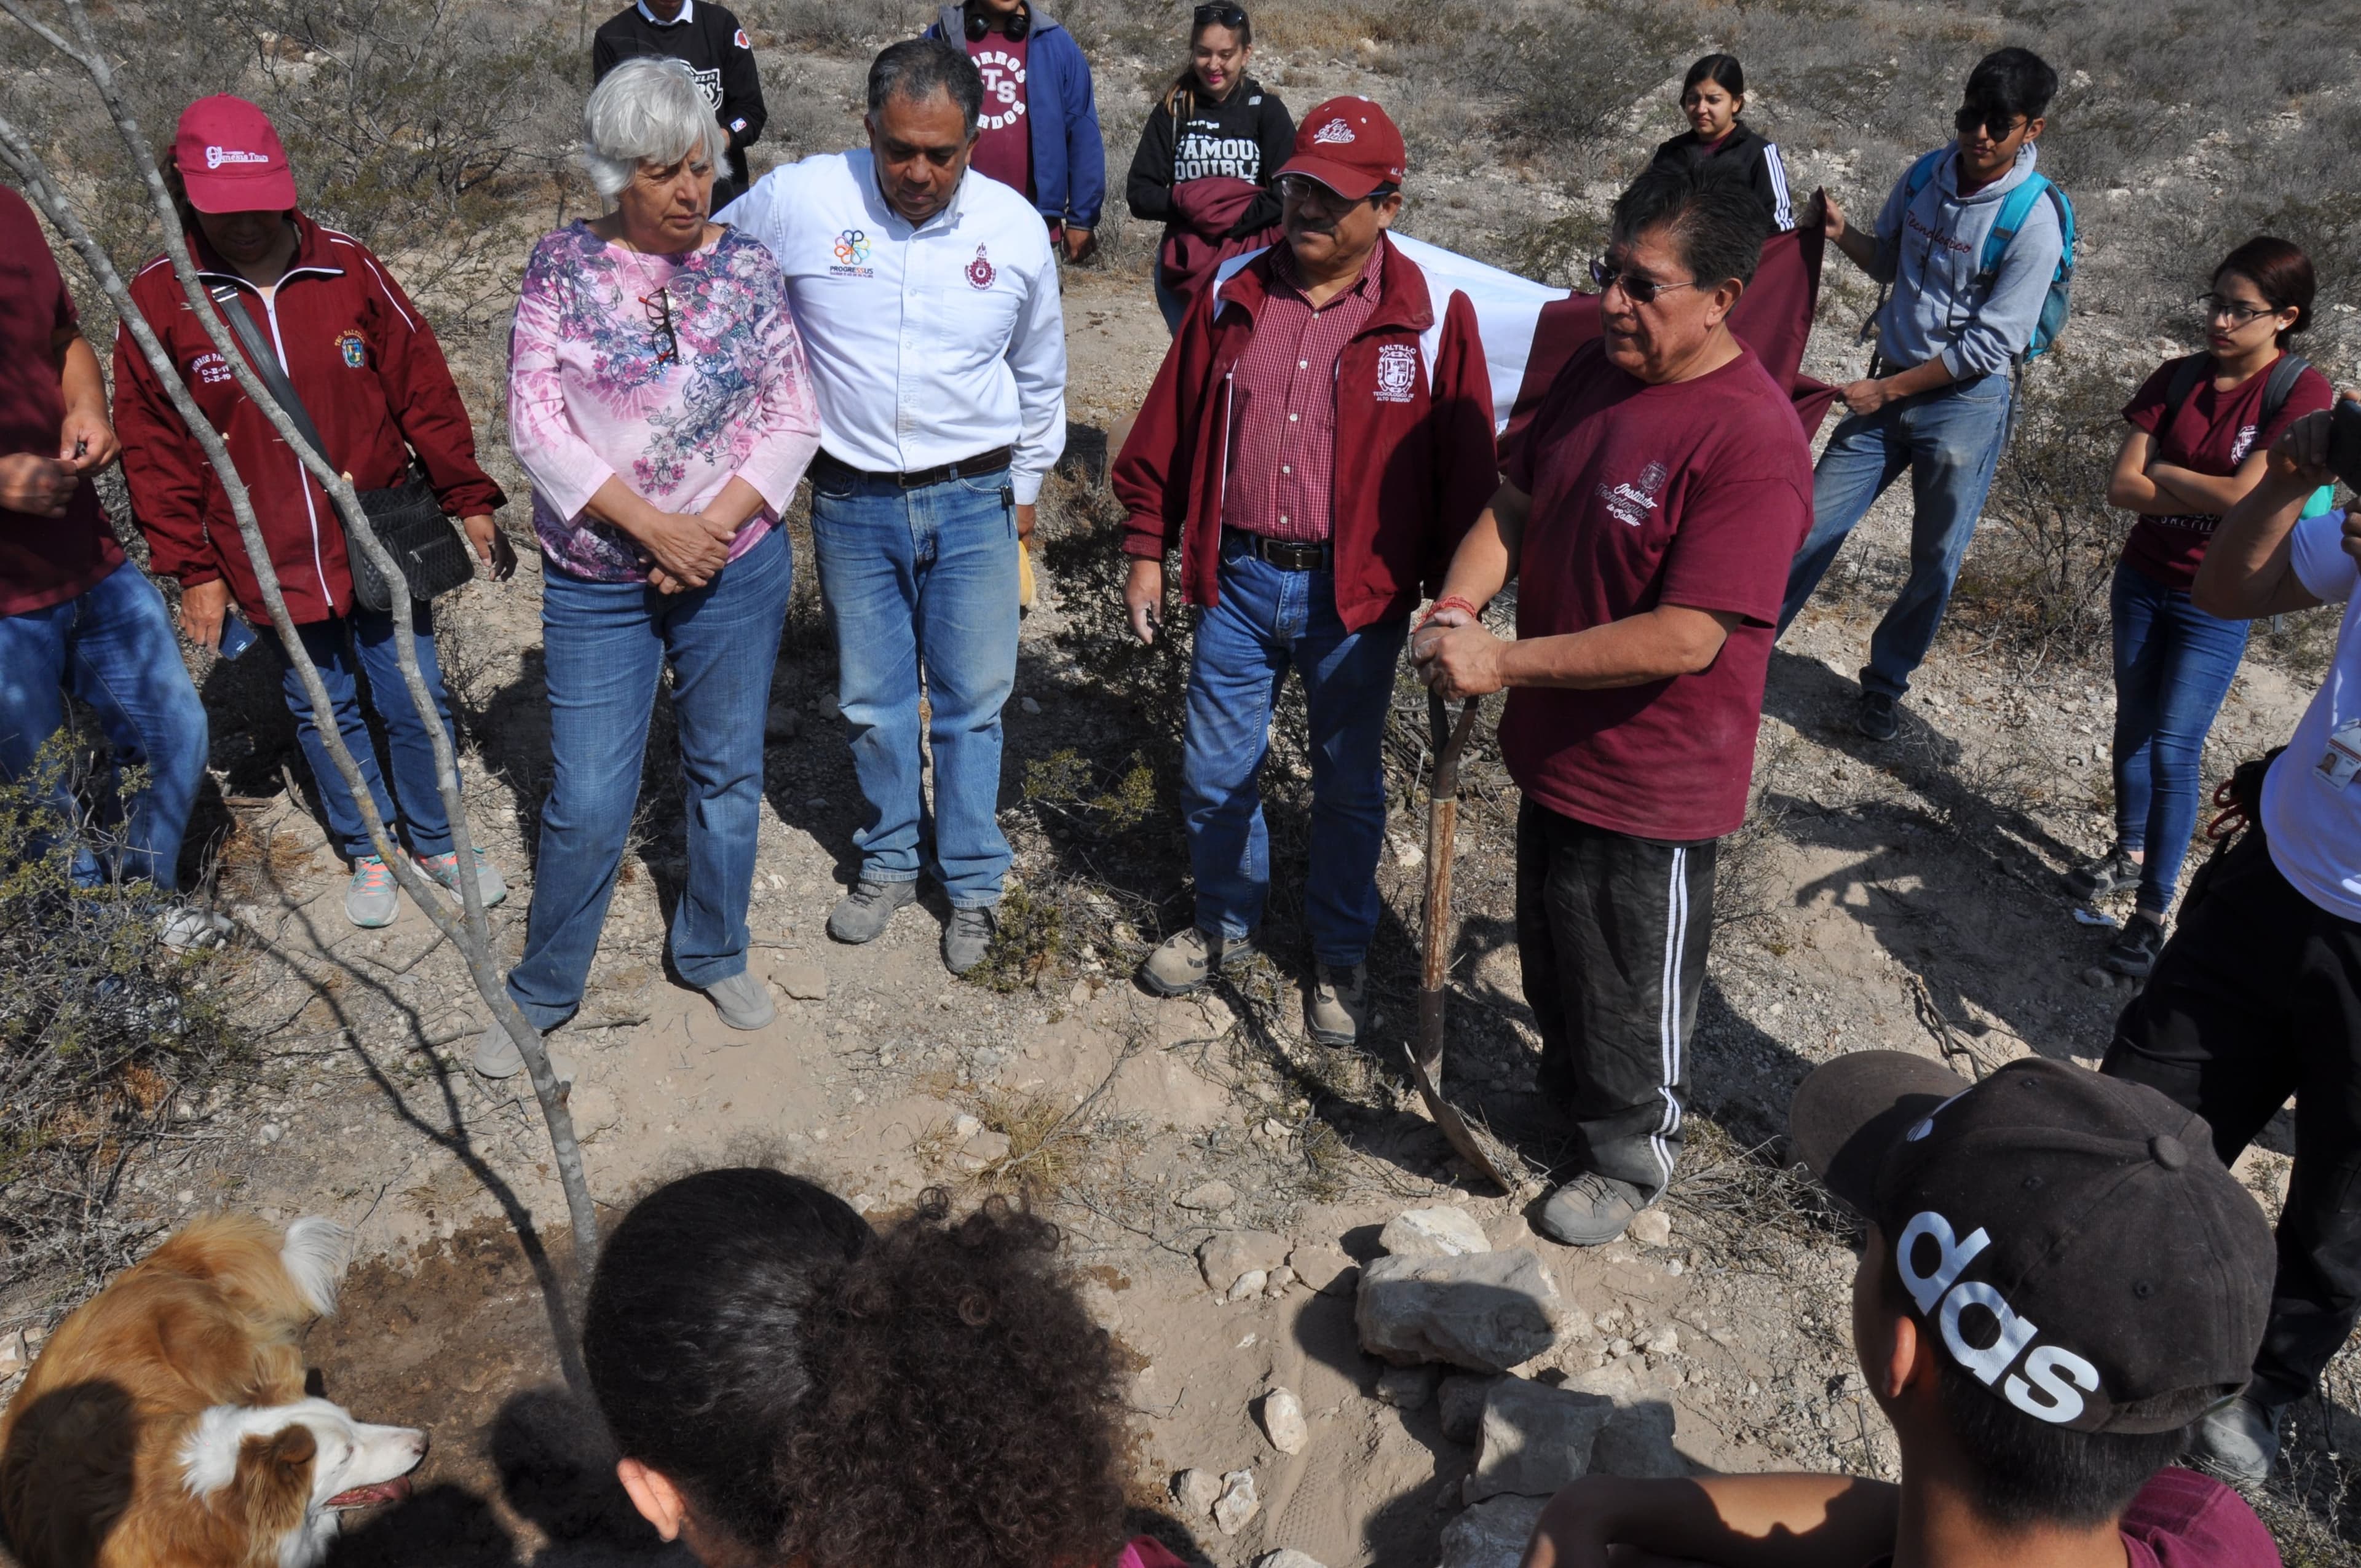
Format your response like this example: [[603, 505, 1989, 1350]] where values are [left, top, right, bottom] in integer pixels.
[[1902, 147, 2076, 362]]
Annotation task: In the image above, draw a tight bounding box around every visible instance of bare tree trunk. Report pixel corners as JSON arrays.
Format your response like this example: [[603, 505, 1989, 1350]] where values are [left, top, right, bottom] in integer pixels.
[[0, 1, 599, 1279]]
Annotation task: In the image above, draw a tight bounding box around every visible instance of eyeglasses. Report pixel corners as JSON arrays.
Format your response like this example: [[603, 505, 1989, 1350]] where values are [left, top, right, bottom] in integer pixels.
[[1275, 173, 1390, 214], [639, 287, 678, 366], [1193, 3, 1248, 26], [1953, 105, 2027, 142], [1590, 257, 1698, 305], [2196, 293, 2282, 327]]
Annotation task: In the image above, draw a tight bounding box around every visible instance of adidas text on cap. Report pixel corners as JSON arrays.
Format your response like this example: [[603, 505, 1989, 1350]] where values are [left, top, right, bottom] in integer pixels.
[[175, 95, 299, 215], [1275, 95, 1407, 201], [1790, 1052, 2272, 1436]]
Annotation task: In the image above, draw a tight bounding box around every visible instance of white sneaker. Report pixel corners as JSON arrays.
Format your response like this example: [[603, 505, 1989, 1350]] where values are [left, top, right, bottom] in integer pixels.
[[157, 906, 232, 952], [471, 1018, 576, 1087]]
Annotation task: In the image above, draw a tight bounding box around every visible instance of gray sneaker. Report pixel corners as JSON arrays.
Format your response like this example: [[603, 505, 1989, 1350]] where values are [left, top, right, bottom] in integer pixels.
[[705, 970, 775, 1031], [471, 1018, 577, 1087], [158, 906, 233, 952], [1536, 1172, 1649, 1246], [829, 877, 917, 943], [419, 847, 507, 909], [2191, 1394, 2281, 1486], [1305, 961, 1368, 1047], [943, 905, 997, 976], [345, 855, 398, 928], [1137, 927, 1256, 997]]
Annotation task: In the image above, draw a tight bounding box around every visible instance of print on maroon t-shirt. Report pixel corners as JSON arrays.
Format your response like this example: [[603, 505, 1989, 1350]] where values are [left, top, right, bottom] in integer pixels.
[[967, 31, 1033, 201], [1498, 339, 1813, 844], [2119, 351, 2333, 592], [0, 184, 123, 618]]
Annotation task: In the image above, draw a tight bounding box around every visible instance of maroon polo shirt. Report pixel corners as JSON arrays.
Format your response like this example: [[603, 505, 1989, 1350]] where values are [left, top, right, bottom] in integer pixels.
[[1222, 240, 1383, 544], [0, 184, 122, 617]]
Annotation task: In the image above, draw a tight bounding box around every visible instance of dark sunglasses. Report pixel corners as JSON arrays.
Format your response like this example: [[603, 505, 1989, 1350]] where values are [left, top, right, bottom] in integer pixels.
[[639, 286, 678, 366], [1193, 4, 1248, 27], [1589, 257, 1698, 305], [1953, 105, 2027, 142]]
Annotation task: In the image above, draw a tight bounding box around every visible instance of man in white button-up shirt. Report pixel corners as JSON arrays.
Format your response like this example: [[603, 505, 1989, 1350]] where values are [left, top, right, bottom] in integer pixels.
[[722, 38, 1066, 975]]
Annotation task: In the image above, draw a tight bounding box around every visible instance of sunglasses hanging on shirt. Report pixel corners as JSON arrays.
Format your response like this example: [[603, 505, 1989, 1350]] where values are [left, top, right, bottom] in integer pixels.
[[639, 286, 678, 366]]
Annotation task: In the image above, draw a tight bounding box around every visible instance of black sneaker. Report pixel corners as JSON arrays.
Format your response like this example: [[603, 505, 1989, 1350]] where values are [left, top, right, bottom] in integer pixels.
[[1856, 691, 1900, 742], [2066, 844, 2141, 901], [2103, 914, 2166, 978]]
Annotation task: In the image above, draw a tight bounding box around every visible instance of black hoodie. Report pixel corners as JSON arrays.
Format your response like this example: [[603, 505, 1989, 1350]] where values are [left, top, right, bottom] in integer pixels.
[[1647, 121, 1796, 233], [1125, 74, 1294, 239]]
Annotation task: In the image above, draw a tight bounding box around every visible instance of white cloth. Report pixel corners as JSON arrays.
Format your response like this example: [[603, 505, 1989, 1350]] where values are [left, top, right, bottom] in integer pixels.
[[635, 0, 691, 24], [2263, 507, 2361, 919], [719, 151, 1067, 502], [1386, 232, 1567, 434]]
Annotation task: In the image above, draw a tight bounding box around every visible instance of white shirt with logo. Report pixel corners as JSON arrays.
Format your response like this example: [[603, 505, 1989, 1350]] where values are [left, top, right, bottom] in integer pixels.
[[719, 151, 1066, 502], [2263, 508, 2361, 920]]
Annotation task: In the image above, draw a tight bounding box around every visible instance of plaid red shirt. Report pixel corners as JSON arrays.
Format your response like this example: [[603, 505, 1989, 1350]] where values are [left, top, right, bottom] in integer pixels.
[[1221, 241, 1385, 543]]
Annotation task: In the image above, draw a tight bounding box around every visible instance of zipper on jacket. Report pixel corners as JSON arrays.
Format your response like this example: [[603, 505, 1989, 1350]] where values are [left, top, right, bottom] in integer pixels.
[[252, 283, 336, 611]]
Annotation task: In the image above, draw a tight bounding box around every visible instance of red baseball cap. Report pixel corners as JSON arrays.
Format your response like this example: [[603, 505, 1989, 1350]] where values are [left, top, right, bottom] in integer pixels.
[[174, 96, 298, 214], [1275, 96, 1407, 200]]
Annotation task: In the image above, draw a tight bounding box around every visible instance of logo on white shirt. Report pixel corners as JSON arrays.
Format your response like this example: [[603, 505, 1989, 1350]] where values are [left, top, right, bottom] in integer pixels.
[[973, 47, 1027, 131], [1310, 117, 1356, 145], [204, 145, 271, 169], [1597, 461, 1669, 526], [830, 228, 874, 277], [966, 245, 997, 290], [1374, 343, 1417, 403]]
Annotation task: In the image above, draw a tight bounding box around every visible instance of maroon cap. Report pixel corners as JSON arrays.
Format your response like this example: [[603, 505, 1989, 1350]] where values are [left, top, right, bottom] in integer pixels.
[[174, 96, 298, 215], [1275, 96, 1407, 200]]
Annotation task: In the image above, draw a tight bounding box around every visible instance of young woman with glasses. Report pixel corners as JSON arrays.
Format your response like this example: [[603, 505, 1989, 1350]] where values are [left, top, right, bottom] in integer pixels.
[[1123, 3, 1294, 331], [2070, 237, 2331, 975], [1645, 53, 1796, 233]]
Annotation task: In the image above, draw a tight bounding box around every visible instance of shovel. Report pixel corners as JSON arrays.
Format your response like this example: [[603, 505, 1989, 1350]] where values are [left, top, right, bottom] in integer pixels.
[[1410, 689, 1515, 1194]]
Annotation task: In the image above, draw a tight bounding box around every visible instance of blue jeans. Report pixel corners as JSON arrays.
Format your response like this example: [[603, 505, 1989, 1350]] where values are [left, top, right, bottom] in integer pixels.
[[271, 602, 461, 862], [1182, 537, 1408, 966], [507, 527, 790, 1029], [1778, 371, 2015, 697], [2111, 560, 2250, 917], [0, 561, 207, 891], [810, 465, 1019, 908]]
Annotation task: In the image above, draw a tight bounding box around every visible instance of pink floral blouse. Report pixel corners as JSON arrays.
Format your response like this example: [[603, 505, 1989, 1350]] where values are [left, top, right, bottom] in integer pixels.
[[508, 222, 819, 582]]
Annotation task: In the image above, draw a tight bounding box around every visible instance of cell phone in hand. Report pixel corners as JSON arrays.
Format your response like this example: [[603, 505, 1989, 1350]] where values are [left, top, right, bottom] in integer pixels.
[[216, 617, 259, 660], [2330, 398, 2361, 492]]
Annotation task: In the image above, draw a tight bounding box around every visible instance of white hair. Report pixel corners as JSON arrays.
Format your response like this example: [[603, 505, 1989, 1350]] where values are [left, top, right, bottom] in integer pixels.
[[581, 57, 727, 200]]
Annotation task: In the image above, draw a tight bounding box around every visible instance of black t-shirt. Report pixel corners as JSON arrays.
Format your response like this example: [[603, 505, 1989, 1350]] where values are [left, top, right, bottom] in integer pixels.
[[1125, 75, 1293, 236], [590, 1, 767, 199]]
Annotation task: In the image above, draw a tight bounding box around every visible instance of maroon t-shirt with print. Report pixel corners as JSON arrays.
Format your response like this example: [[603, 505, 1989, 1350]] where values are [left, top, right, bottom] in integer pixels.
[[967, 30, 1032, 202], [2121, 351, 2332, 592], [0, 183, 122, 617], [1861, 1468, 2280, 1568], [1499, 338, 1813, 843]]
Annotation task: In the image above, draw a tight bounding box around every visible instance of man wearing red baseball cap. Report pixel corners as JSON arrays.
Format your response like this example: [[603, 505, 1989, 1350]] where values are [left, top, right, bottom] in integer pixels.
[[1113, 96, 1497, 1045]]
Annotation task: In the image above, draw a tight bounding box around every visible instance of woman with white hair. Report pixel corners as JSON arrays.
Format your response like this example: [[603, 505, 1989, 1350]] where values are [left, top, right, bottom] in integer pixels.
[[484, 55, 820, 1079]]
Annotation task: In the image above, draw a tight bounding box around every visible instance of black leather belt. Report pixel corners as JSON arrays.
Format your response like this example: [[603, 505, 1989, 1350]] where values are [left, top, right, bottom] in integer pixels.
[[1225, 529, 1332, 571], [811, 445, 1012, 489]]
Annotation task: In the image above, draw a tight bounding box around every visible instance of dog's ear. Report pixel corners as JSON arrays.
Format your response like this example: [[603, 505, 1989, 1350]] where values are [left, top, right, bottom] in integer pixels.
[[235, 1425, 320, 1539], [266, 1425, 318, 1474]]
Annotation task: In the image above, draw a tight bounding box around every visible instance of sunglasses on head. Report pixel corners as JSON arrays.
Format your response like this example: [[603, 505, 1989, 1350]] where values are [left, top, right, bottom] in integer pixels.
[[1193, 3, 1248, 26], [1953, 105, 2027, 142], [1589, 257, 1698, 305]]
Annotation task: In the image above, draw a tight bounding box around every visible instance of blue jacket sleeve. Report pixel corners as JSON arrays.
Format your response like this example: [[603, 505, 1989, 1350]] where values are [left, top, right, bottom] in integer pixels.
[[1055, 30, 1105, 229]]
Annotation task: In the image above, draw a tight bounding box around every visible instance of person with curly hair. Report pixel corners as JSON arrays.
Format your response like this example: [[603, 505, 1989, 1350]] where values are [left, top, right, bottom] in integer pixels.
[[583, 1169, 1177, 1568]]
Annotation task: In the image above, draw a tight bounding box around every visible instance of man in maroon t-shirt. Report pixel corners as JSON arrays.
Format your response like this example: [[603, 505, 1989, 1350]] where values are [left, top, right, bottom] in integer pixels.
[[1415, 165, 1810, 1245], [1521, 1055, 2284, 1568], [0, 186, 211, 931]]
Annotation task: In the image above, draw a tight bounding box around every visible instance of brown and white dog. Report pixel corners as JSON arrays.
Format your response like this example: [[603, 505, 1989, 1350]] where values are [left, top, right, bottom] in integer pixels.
[[0, 1214, 426, 1568]]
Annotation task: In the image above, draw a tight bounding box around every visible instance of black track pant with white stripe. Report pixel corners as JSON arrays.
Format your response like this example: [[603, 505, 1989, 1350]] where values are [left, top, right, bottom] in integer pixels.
[[1516, 798, 1717, 1198]]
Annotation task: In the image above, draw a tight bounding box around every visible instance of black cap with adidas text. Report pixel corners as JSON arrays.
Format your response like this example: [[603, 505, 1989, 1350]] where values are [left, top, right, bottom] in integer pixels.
[[1789, 1051, 2272, 1436]]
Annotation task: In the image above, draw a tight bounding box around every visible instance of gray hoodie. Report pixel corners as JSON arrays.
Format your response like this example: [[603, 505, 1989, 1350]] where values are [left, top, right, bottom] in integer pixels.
[[1868, 142, 2064, 380]]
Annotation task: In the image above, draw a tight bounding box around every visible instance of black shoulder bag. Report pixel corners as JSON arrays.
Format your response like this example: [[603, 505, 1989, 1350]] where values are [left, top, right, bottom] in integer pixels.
[[206, 282, 476, 613]]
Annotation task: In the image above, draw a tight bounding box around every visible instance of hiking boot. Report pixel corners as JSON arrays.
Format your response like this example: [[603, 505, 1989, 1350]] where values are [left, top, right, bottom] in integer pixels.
[[2066, 843, 2142, 900], [157, 906, 233, 953], [828, 877, 917, 943], [471, 1017, 576, 1087], [345, 855, 398, 929], [705, 970, 775, 1031], [1856, 690, 1900, 742], [2191, 1394, 2281, 1487], [1305, 961, 1369, 1047], [2103, 913, 2167, 979], [419, 846, 508, 910], [943, 905, 997, 976], [1137, 927, 1256, 997], [1536, 1172, 1650, 1247]]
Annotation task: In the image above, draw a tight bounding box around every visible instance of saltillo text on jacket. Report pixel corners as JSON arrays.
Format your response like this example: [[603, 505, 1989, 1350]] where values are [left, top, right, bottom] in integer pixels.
[[1113, 232, 1498, 633], [111, 213, 503, 624]]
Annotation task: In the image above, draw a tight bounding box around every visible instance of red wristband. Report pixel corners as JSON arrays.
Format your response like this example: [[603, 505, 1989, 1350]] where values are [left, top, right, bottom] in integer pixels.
[[1418, 594, 1482, 628]]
